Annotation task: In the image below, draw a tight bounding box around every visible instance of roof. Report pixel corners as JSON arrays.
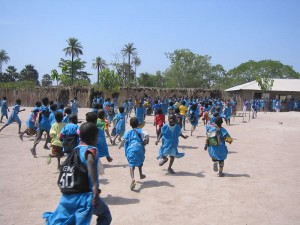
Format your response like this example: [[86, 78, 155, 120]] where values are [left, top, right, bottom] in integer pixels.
[[225, 79, 300, 92]]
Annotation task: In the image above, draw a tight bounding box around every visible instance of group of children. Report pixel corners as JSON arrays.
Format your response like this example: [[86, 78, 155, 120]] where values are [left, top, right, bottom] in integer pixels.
[[0, 95, 236, 224]]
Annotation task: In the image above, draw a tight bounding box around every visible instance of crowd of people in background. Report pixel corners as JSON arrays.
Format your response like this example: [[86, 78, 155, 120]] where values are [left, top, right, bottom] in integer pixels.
[[0, 93, 299, 224]]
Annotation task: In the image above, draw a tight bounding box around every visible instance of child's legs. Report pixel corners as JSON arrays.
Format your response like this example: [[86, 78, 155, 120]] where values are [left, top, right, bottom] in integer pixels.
[[129, 166, 135, 180], [94, 197, 112, 225], [218, 160, 224, 172], [33, 129, 44, 147], [168, 156, 175, 169]]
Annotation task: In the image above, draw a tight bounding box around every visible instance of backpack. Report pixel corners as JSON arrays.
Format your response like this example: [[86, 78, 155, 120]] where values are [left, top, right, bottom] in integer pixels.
[[63, 134, 79, 154], [57, 147, 90, 194], [207, 129, 221, 146]]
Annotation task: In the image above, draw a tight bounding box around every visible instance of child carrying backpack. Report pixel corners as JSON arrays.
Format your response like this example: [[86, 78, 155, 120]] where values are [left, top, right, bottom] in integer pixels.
[[204, 116, 233, 177], [43, 122, 112, 225]]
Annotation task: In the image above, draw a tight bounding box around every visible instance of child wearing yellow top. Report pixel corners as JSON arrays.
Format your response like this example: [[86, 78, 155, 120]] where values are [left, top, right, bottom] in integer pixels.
[[179, 101, 188, 130], [48, 112, 67, 169]]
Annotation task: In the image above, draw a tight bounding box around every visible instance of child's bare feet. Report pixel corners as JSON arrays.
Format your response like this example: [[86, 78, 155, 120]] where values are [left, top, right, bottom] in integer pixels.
[[130, 180, 136, 191], [168, 168, 175, 174], [140, 174, 146, 179], [159, 158, 168, 166], [218, 171, 224, 177], [106, 156, 113, 162]]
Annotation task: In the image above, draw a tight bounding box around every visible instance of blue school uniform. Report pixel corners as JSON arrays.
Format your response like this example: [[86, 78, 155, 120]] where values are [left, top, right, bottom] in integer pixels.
[[114, 112, 125, 135], [71, 100, 78, 115], [26, 112, 37, 130], [224, 106, 232, 120], [1, 100, 8, 116], [189, 109, 199, 128], [207, 126, 231, 161], [123, 128, 145, 167], [60, 123, 80, 152], [49, 110, 57, 126], [6, 104, 22, 125], [43, 145, 111, 225], [96, 128, 110, 158], [136, 106, 146, 125], [39, 105, 51, 131], [157, 124, 184, 159], [62, 114, 70, 123]]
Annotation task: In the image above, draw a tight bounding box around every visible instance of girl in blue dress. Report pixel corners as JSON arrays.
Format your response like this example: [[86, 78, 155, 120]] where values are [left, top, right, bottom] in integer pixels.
[[0, 96, 10, 123], [204, 116, 233, 177], [119, 117, 149, 190], [189, 103, 199, 136], [156, 114, 188, 174], [0, 99, 25, 134], [111, 106, 126, 145]]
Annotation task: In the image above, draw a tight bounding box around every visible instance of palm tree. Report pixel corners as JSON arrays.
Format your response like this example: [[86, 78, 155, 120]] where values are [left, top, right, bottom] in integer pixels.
[[51, 69, 60, 86], [0, 49, 10, 73], [122, 43, 137, 84], [63, 37, 83, 86], [92, 56, 107, 85], [132, 56, 141, 81], [6, 66, 19, 81]]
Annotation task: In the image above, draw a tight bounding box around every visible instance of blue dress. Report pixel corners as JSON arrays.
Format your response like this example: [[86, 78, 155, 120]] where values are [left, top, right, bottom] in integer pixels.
[[207, 126, 230, 161], [189, 109, 199, 128], [1, 100, 8, 116], [136, 106, 146, 125], [96, 128, 110, 158], [114, 113, 125, 135], [39, 105, 51, 131], [6, 104, 21, 125], [123, 128, 145, 167], [157, 124, 184, 159]]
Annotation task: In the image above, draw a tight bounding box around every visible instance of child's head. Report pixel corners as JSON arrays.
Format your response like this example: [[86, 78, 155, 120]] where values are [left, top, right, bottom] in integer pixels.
[[55, 111, 63, 123], [175, 108, 180, 114], [215, 116, 223, 127], [156, 109, 163, 115], [130, 117, 139, 128], [64, 107, 72, 115], [16, 99, 21, 105], [59, 104, 65, 110], [35, 101, 42, 107], [97, 109, 105, 120], [69, 114, 78, 124], [119, 106, 125, 113], [93, 103, 100, 110], [168, 114, 177, 126], [42, 97, 49, 106], [50, 104, 57, 112], [3, 96, 6, 100], [169, 102, 174, 107], [80, 122, 98, 146], [181, 101, 186, 106], [86, 112, 97, 124], [191, 104, 197, 111]]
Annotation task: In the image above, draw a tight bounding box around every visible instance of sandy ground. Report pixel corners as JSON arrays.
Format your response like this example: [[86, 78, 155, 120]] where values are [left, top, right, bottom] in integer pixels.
[[0, 108, 300, 225]]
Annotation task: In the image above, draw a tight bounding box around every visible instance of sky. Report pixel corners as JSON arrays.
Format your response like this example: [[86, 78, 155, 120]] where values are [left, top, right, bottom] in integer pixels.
[[1, 0, 300, 83]]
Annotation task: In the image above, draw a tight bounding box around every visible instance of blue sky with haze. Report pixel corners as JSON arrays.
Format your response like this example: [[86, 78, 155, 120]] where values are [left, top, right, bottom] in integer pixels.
[[1, 0, 300, 83]]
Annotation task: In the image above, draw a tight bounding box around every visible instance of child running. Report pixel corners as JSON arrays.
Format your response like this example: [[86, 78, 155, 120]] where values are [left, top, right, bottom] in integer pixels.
[[204, 116, 233, 177], [43, 122, 112, 225], [0, 96, 10, 123], [111, 106, 126, 145], [156, 114, 189, 174], [119, 117, 149, 190], [154, 109, 165, 140], [48, 112, 67, 169], [0, 99, 25, 134], [60, 114, 80, 155]]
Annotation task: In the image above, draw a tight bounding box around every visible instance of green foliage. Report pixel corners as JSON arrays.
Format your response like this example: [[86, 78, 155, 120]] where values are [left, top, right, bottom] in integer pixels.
[[256, 77, 274, 92], [92, 56, 107, 85], [0, 80, 35, 89], [19, 64, 40, 85], [50, 69, 60, 86], [137, 71, 165, 87], [225, 60, 300, 88], [164, 49, 225, 89], [0, 49, 10, 73], [41, 74, 52, 87], [58, 58, 91, 86], [94, 68, 121, 92]]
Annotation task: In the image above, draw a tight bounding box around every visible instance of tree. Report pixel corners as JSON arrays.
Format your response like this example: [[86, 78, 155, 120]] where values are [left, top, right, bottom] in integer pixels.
[[92, 56, 107, 85], [50, 69, 60, 86], [97, 68, 121, 92], [132, 56, 141, 82], [19, 64, 40, 85], [6, 66, 19, 81], [63, 37, 83, 86], [137, 71, 166, 87], [225, 60, 300, 88], [0, 49, 10, 73], [41, 74, 52, 86], [164, 49, 224, 89], [58, 58, 91, 86], [122, 43, 137, 85]]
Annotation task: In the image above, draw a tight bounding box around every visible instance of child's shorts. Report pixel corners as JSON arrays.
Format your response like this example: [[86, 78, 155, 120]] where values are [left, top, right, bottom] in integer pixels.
[[52, 145, 64, 157]]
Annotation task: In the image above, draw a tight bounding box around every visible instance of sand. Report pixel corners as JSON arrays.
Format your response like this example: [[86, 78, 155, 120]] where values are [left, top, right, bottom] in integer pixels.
[[0, 108, 300, 225]]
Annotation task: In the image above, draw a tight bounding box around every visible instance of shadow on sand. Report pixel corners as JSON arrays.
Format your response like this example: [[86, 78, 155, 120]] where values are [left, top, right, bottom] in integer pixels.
[[103, 194, 140, 205], [100, 178, 110, 185], [228, 151, 238, 154], [164, 170, 205, 178], [103, 164, 127, 169], [178, 145, 198, 150], [135, 180, 174, 192], [223, 173, 250, 178]]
